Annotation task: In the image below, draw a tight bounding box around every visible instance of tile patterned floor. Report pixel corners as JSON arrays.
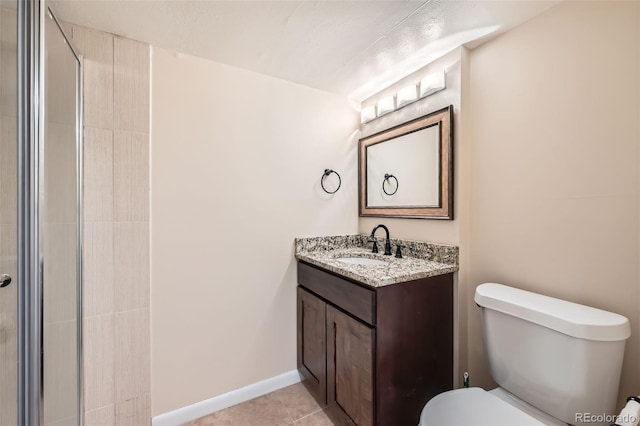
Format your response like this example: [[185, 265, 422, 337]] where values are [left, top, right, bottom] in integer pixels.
[[183, 383, 336, 426]]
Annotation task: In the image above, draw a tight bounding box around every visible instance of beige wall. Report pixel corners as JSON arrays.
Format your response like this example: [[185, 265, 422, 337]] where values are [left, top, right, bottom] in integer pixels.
[[151, 48, 360, 415], [359, 48, 466, 246], [69, 25, 152, 425], [468, 0, 639, 409], [358, 47, 471, 386]]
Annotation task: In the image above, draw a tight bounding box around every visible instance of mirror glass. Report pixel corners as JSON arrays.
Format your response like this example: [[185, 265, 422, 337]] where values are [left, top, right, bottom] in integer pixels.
[[366, 124, 440, 207], [359, 106, 453, 219]]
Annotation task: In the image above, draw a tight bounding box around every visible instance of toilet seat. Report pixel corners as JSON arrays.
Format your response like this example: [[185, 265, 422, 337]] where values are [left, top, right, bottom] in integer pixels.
[[419, 388, 552, 426]]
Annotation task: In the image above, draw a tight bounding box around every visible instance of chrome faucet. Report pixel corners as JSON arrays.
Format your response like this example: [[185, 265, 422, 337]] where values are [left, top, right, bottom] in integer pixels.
[[370, 224, 392, 256]]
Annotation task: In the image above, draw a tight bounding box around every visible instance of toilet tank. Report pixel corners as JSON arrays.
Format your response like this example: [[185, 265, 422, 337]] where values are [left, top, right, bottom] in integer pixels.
[[475, 283, 630, 425]]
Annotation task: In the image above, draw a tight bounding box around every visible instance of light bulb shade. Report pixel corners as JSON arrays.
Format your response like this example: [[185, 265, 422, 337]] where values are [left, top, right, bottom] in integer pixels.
[[360, 105, 377, 123], [376, 95, 396, 117], [419, 71, 446, 98], [396, 84, 418, 108]]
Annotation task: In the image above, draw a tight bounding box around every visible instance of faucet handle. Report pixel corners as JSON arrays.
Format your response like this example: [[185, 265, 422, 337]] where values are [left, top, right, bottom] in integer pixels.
[[395, 243, 404, 259], [368, 238, 379, 253]]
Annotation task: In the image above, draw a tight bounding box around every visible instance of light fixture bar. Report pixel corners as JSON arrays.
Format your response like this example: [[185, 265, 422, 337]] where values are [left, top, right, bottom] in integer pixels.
[[361, 70, 446, 124]]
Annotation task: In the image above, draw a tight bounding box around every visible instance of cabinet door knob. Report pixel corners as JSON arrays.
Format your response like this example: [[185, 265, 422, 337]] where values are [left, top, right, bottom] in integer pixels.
[[0, 274, 12, 288]]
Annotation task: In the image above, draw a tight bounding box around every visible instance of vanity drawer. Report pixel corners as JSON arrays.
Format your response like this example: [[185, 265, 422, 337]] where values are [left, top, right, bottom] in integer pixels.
[[297, 262, 375, 325]]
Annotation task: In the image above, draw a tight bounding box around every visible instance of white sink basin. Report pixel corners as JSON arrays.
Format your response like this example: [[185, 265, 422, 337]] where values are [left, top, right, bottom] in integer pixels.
[[336, 257, 387, 266]]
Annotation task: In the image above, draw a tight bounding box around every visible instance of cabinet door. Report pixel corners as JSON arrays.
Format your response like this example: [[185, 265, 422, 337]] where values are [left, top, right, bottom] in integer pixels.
[[297, 287, 327, 404], [327, 306, 374, 426]]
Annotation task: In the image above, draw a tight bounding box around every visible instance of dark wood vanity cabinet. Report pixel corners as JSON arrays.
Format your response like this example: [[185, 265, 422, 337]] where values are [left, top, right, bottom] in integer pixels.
[[327, 304, 375, 425], [297, 286, 327, 404], [296, 261, 453, 426]]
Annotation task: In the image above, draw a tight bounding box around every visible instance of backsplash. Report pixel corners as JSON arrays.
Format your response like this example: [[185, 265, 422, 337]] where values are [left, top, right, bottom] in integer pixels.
[[295, 234, 458, 266]]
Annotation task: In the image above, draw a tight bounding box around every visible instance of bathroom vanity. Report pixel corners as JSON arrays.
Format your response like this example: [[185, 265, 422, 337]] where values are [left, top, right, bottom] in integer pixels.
[[295, 235, 458, 426]]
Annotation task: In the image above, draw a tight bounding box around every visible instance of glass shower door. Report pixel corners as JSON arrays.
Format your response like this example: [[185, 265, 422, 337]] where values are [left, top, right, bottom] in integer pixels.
[[42, 7, 82, 426], [0, 3, 83, 424], [0, 2, 18, 425]]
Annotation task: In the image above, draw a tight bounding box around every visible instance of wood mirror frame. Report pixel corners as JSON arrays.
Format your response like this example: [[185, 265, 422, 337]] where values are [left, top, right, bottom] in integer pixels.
[[358, 105, 453, 219]]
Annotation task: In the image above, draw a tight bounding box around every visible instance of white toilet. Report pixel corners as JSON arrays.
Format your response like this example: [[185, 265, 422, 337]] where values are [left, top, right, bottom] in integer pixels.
[[419, 283, 631, 426]]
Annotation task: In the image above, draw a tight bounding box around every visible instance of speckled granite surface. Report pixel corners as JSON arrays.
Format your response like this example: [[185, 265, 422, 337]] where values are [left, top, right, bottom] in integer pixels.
[[295, 235, 458, 287]]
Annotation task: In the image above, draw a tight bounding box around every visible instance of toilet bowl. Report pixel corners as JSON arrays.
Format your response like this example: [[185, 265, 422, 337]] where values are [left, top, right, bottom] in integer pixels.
[[419, 387, 565, 426], [419, 283, 631, 426]]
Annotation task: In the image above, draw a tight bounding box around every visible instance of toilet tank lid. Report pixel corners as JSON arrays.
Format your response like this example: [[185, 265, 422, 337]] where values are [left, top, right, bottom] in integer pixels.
[[474, 283, 630, 341]]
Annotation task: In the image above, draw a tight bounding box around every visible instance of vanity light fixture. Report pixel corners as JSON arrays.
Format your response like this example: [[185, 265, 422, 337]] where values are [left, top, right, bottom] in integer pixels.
[[361, 70, 446, 124], [419, 71, 446, 98], [376, 95, 396, 117], [360, 105, 377, 124], [396, 84, 418, 109]]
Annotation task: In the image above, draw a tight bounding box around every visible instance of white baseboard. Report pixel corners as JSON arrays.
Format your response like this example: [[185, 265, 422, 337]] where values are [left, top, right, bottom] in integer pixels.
[[152, 370, 302, 426]]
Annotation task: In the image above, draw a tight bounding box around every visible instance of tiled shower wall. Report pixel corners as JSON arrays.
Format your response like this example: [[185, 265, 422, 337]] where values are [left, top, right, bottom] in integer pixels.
[[67, 25, 151, 425]]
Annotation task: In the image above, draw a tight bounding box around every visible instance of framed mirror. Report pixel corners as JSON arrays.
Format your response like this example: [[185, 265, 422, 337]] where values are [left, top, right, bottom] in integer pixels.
[[358, 105, 453, 219]]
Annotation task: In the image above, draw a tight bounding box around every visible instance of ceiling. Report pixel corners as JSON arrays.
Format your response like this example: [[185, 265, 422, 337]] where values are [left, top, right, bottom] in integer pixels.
[[50, 0, 559, 101]]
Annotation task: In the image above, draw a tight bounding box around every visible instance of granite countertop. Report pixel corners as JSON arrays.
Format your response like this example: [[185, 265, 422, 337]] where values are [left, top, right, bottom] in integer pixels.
[[295, 235, 459, 287]]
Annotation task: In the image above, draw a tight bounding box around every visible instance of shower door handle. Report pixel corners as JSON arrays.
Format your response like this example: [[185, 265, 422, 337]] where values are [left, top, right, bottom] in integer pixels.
[[0, 274, 11, 288]]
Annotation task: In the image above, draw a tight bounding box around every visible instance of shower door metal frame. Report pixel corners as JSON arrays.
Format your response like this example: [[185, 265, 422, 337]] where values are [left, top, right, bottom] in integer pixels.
[[17, 1, 84, 425], [17, 0, 45, 424]]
